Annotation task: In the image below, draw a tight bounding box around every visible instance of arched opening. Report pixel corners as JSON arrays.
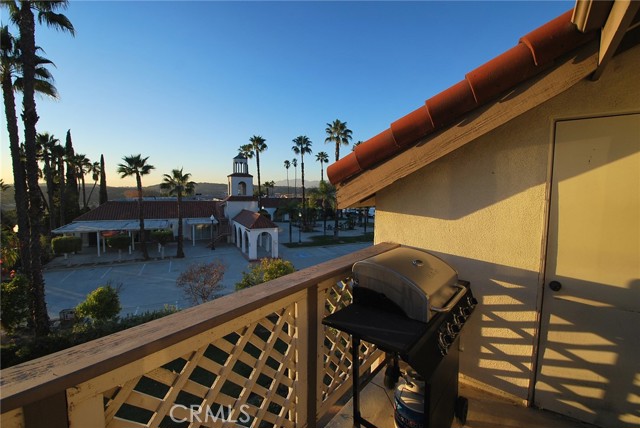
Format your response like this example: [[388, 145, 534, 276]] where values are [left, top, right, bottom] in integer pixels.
[[237, 181, 247, 196], [243, 230, 250, 255], [256, 232, 272, 259]]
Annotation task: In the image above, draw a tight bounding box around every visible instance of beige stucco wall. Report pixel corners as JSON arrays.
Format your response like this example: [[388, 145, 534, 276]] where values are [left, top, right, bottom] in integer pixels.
[[374, 44, 640, 401]]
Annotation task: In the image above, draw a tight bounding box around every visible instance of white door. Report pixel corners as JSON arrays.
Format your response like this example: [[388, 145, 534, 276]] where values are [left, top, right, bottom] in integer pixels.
[[535, 114, 640, 427]]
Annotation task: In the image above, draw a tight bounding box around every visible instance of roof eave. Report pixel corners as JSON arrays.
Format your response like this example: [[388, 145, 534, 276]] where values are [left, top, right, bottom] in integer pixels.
[[335, 39, 600, 209]]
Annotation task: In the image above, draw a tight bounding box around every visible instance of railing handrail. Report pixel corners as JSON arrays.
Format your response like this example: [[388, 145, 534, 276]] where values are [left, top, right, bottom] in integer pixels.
[[0, 242, 398, 413]]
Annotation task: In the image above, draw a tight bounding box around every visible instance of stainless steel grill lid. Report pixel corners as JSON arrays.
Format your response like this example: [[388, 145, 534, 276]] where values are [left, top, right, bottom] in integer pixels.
[[352, 247, 459, 323]]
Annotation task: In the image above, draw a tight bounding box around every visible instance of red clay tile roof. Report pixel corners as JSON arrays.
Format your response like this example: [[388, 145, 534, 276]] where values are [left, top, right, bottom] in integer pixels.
[[233, 209, 278, 229], [75, 200, 221, 221], [260, 197, 301, 209], [327, 9, 596, 186]]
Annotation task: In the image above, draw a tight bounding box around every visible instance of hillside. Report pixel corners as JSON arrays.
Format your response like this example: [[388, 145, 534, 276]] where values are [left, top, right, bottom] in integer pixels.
[[0, 182, 320, 211]]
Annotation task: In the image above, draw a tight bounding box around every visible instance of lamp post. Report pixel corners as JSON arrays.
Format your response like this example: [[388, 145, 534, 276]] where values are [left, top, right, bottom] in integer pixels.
[[210, 214, 216, 250], [298, 212, 302, 244]]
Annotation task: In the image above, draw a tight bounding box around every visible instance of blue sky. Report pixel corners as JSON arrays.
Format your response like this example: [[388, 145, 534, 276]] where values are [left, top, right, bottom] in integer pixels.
[[1, 0, 573, 188]]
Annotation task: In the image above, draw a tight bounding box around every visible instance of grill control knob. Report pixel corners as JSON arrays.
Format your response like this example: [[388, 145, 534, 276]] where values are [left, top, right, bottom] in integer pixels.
[[447, 322, 461, 335], [438, 332, 453, 355]]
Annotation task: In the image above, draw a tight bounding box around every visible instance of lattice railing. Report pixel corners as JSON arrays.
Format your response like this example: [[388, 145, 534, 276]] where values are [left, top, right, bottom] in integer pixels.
[[0, 243, 397, 428]]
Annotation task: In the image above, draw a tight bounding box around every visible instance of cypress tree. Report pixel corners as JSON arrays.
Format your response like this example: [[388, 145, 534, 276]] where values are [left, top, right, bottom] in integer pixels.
[[99, 154, 108, 205], [64, 129, 80, 221]]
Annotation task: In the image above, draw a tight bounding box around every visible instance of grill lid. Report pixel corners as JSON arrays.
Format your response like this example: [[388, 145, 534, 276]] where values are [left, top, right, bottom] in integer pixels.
[[352, 247, 459, 323]]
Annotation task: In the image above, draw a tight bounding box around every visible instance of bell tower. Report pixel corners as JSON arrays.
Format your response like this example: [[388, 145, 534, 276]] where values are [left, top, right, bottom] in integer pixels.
[[228, 154, 254, 197]]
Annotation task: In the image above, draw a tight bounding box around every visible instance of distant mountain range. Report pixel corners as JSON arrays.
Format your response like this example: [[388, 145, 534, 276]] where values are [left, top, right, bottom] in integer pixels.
[[0, 181, 322, 211]]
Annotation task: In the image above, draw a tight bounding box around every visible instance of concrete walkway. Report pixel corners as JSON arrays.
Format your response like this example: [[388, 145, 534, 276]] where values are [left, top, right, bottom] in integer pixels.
[[43, 222, 373, 319]]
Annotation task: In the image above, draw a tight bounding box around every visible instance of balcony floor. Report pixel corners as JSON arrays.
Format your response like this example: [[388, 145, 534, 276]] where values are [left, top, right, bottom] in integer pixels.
[[323, 371, 597, 428]]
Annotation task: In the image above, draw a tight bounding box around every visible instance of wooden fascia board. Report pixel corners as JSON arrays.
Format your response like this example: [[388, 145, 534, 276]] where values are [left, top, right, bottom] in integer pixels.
[[335, 41, 599, 209], [592, 0, 640, 80]]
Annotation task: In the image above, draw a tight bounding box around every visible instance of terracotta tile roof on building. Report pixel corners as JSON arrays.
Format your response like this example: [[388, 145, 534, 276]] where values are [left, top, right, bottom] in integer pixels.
[[327, 9, 596, 186], [224, 196, 256, 202], [233, 209, 278, 229], [75, 200, 221, 221], [260, 197, 301, 209]]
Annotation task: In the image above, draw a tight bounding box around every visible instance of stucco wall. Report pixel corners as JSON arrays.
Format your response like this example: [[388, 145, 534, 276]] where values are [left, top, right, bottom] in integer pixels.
[[374, 44, 639, 400]]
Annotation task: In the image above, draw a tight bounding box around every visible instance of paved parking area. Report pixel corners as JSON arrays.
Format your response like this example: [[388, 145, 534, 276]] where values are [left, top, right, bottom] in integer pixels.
[[43, 222, 372, 319]]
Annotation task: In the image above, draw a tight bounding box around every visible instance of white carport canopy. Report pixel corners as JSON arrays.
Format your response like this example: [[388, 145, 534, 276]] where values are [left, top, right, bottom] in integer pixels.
[[185, 217, 219, 246], [52, 220, 171, 234], [52, 220, 170, 257]]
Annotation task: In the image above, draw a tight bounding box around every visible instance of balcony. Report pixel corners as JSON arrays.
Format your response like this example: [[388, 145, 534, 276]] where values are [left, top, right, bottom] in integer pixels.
[[1, 243, 397, 428]]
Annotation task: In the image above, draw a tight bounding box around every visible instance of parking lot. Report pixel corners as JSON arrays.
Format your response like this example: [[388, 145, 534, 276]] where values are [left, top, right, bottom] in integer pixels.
[[43, 223, 372, 319]]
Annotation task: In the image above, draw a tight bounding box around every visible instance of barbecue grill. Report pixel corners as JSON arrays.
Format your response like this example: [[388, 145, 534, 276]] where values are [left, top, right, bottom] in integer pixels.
[[322, 247, 477, 428]]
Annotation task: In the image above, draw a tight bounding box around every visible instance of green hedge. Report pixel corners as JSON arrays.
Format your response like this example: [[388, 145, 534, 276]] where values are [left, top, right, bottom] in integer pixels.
[[51, 235, 82, 255], [1, 306, 179, 368], [107, 234, 130, 250], [150, 229, 173, 245]]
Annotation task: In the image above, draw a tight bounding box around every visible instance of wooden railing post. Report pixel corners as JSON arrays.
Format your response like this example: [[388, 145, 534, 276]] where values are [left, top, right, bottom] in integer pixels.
[[23, 392, 68, 428], [66, 393, 105, 428]]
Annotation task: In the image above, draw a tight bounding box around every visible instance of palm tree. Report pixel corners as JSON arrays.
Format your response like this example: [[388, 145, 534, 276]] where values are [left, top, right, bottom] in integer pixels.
[[325, 119, 353, 162], [2, 25, 58, 279], [316, 180, 336, 235], [292, 158, 298, 198], [160, 168, 195, 258], [86, 160, 100, 206], [263, 180, 275, 197], [74, 153, 92, 210], [248, 135, 267, 204], [316, 151, 329, 182], [0, 179, 9, 192], [35, 132, 59, 230], [117, 154, 155, 260], [292, 136, 313, 225], [2, 1, 74, 336], [352, 140, 363, 151], [283, 160, 291, 196], [325, 120, 353, 238]]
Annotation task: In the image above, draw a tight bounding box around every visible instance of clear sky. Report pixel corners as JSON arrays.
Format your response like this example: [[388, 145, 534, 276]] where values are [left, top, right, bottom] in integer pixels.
[[1, 0, 573, 188]]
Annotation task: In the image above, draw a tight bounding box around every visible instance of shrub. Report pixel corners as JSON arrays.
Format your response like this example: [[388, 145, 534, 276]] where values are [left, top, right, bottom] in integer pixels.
[[75, 284, 121, 321], [0, 274, 30, 332], [151, 229, 173, 246], [1, 227, 19, 272], [51, 235, 82, 255], [107, 234, 130, 251], [236, 258, 295, 291], [176, 261, 226, 305], [1, 306, 179, 368]]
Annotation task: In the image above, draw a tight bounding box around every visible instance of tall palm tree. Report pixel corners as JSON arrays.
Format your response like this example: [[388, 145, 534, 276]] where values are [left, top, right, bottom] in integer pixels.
[[316, 180, 336, 235], [283, 160, 290, 196], [74, 153, 92, 210], [325, 119, 353, 162], [292, 158, 298, 198], [2, 1, 74, 336], [292, 136, 313, 225], [160, 168, 195, 258], [35, 132, 59, 230], [325, 120, 353, 238], [315, 151, 329, 182], [248, 135, 267, 204], [2, 25, 58, 280], [117, 154, 155, 260], [86, 160, 100, 206]]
